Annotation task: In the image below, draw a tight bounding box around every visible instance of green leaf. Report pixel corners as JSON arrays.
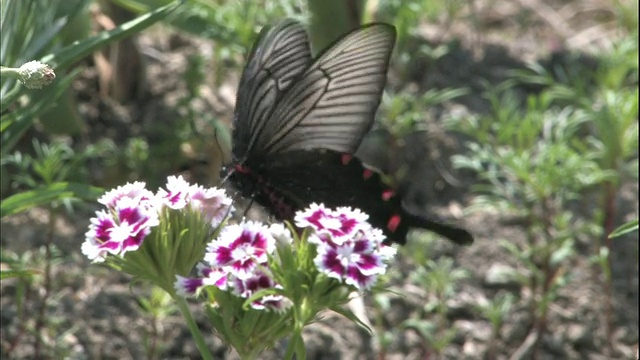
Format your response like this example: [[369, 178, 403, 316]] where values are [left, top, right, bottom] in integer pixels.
[[0, 182, 104, 217], [0, 268, 41, 280], [609, 219, 639, 238], [330, 305, 372, 333]]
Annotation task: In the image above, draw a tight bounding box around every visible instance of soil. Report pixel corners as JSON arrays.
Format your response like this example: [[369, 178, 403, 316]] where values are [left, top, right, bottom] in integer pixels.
[[1, 1, 638, 359]]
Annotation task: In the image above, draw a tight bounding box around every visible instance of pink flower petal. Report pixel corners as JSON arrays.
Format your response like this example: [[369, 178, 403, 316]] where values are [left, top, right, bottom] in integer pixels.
[[204, 221, 275, 279]]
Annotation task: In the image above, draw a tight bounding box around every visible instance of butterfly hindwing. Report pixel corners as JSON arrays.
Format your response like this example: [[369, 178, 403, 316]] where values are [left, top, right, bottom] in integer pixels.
[[246, 150, 473, 245]]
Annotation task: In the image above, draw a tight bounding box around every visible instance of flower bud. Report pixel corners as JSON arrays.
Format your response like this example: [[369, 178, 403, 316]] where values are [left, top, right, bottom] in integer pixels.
[[18, 61, 55, 89]]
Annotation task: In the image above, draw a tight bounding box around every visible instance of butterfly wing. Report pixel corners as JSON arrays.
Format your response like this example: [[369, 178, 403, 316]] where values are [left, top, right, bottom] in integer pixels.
[[232, 19, 312, 160], [243, 23, 396, 160]]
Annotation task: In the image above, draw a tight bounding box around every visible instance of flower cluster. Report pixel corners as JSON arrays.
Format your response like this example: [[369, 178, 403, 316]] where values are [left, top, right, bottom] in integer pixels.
[[175, 202, 396, 313], [82, 176, 233, 263], [85, 179, 396, 359], [176, 222, 291, 311], [295, 203, 396, 290]]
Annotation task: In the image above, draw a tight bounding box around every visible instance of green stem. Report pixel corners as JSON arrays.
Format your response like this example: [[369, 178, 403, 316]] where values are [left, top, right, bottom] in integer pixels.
[[0, 66, 20, 76], [284, 327, 304, 360], [0, 67, 23, 110], [174, 295, 214, 360], [307, 0, 361, 54]]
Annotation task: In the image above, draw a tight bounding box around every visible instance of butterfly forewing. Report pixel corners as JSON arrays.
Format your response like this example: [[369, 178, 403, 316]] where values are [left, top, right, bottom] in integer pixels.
[[250, 23, 396, 158], [233, 19, 312, 159]]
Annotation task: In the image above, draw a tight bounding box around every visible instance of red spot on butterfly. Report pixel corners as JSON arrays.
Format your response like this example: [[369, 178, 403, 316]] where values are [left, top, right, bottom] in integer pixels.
[[341, 154, 353, 165], [363, 169, 373, 179], [235, 164, 250, 174], [381, 189, 394, 201], [387, 214, 401, 232]]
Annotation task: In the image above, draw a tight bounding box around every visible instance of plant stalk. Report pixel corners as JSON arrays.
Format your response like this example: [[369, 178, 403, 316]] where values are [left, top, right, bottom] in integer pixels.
[[173, 295, 214, 360]]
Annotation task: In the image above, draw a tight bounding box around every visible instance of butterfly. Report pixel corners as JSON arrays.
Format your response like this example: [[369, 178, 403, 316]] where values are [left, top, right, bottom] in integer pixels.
[[226, 19, 473, 245]]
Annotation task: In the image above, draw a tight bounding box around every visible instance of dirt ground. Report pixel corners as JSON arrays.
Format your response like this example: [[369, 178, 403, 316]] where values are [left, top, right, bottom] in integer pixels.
[[1, 0, 638, 359]]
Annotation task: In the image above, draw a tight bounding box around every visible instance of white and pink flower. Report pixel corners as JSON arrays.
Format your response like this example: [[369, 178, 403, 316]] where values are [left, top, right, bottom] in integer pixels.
[[295, 203, 369, 244], [232, 270, 287, 311], [204, 221, 275, 279], [174, 262, 230, 296], [82, 195, 159, 262], [83, 177, 233, 263], [299, 205, 394, 290]]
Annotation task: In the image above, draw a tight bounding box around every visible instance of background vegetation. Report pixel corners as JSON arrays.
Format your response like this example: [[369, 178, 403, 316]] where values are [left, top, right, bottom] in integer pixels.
[[1, 0, 637, 359]]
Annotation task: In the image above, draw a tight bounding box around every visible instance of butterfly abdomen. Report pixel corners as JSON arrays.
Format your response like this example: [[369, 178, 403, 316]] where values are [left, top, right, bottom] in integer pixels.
[[231, 164, 296, 220]]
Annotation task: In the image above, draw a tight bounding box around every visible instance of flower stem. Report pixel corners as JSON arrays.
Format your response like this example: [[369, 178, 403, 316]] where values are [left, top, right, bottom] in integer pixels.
[[0, 66, 20, 76], [174, 295, 214, 360]]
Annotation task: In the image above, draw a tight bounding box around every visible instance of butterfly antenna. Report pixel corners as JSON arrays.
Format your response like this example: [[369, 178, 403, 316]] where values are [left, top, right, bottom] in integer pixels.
[[243, 198, 254, 219], [221, 199, 235, 222], [243, 181, 259, 218], [220, 166, 234, 185], [234, 185, 256, 221]]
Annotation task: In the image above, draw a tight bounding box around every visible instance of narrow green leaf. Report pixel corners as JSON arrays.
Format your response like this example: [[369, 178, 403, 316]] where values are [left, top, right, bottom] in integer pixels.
[[1, 182, 104, 217], [609, 219, 639, 238], [330, 305, 372, 333], [41, 1, 183, 71], [0, 268, 41, 280]]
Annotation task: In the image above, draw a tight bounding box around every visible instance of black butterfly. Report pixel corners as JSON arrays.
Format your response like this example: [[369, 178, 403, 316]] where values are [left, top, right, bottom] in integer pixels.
[[227, 19, 473, 245]]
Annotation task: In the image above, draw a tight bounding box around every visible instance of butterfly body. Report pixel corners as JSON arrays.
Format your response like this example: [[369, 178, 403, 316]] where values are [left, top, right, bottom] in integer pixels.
[[231, 149, 472, 245], [227, 19, 473, 245]]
